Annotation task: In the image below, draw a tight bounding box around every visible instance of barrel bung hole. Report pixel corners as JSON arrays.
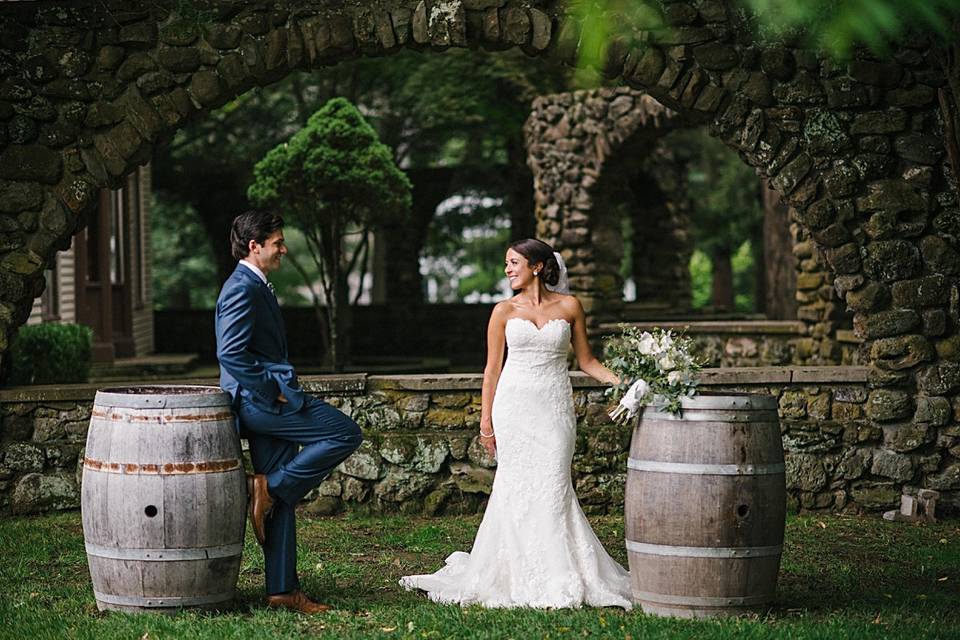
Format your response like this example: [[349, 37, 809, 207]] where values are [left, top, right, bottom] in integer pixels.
[[144, 505, 158, 518], [737, 504, 750, 518]]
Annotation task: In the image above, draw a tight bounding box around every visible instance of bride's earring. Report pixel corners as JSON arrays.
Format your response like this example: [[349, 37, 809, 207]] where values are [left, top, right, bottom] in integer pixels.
[[533, 270, 540, 277]]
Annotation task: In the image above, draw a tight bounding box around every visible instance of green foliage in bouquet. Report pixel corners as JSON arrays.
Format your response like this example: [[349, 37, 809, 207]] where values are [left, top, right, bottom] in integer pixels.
[[603, 325, 703, 415]]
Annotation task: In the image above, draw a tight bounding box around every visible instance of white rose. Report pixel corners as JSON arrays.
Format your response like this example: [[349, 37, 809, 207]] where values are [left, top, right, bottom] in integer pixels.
[[667, 370, 682, 385], [638, 333, 656, 355], [658, 334, 673, 351], [659, 356, 675, 371]]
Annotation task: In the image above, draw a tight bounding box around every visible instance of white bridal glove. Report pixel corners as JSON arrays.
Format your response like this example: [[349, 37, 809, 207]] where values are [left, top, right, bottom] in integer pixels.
[[609, 379, 649, 425]]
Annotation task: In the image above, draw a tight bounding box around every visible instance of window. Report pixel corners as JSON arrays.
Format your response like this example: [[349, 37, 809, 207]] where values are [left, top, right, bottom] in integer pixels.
[[110, 188, 125, 285], [41, 266, 59, 321], [130, 170, 145, 308]]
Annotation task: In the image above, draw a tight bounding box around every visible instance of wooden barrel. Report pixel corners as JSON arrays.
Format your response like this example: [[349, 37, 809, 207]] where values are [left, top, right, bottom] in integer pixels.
[[81, 385, 246, 613], [624, 393, 786, 618]]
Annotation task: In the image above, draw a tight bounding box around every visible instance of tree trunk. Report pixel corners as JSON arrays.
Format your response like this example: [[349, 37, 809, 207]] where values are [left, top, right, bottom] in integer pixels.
[[379, 164, 516, 305], [382, 166, 478, 304], [286, 251, 331, 363], [154, 163, 248, 287], [761, 180, 798, 320], [936, 25, 960, 194], [752, 236, 765, 316], [318, 220, 341, 372], [507, 134, 536, 241], [710, 245, 734, 312], [170, 285, 192, 309], [380, 186, 441, 304], [334, 271, 351, 372]]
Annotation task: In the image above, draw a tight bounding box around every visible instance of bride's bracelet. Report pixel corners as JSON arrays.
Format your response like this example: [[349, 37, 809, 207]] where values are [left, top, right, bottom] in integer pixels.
[[479, 429, 495, 439]]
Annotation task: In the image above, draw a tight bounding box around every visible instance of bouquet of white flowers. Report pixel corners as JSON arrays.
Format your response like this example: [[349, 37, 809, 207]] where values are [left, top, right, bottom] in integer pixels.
[[603, 325, 703, 422]]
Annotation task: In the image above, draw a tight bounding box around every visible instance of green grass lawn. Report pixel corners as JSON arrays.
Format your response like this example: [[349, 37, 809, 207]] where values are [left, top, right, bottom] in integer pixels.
[[0, 511, 957, 639]]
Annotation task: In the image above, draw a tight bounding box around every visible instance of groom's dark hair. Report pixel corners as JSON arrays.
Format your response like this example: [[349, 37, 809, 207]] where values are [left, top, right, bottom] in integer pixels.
[[230, 210, 284, 260]]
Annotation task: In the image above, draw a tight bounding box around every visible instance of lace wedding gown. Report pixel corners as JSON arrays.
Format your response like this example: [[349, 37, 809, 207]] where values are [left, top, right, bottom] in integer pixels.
[[399, 317, 633, 609]]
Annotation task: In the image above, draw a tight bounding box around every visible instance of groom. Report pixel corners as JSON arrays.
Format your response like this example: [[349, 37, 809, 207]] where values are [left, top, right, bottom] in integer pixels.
[[215, 209, 363, 614]]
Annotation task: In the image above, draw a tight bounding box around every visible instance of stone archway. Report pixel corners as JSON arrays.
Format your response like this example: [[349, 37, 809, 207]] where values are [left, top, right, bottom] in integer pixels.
[[1, 0, 959, 503], [525, 88, 681, 329], [525, 86, 849, 361]]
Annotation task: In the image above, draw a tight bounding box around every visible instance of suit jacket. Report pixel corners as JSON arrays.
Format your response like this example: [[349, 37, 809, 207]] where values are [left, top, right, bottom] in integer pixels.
[[215, 265, 306, 418]]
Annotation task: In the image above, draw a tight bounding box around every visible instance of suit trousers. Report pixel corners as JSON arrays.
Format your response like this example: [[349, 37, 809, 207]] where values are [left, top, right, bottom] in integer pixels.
[[238, 395, 362, 595]]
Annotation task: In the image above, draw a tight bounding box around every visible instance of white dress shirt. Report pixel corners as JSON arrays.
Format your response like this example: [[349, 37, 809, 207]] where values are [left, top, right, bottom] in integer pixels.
[[239, 259, 268, 284]]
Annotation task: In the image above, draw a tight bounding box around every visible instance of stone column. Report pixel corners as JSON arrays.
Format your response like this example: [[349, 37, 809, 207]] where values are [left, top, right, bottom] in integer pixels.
[[525, 88, 678, 330]]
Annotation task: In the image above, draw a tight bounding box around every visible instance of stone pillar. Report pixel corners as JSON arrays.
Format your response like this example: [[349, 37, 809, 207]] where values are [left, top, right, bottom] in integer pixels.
[[525, 88, 678, 331], [792, 225, 846, 364]]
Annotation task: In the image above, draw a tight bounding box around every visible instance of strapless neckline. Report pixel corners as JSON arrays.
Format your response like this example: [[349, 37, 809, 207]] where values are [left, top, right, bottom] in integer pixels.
[[506, 317, 571, 332]]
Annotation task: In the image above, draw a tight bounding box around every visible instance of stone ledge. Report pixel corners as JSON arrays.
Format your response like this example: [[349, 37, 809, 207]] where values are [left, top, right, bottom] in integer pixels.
[[700, 367, 792, 384], [791, 366, 869, 383], [0, 373, 368, 403], [600, 320, 808, 335], [701, 366, 869, 384], [836, 329, 864, 344], [371, 374, 482, 391], [300, 374, 367, 394], [0, 366, 869, 403]]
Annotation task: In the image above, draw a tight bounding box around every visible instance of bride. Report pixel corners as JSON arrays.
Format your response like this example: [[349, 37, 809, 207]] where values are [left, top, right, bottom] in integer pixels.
[[400, 238, 633, 609]]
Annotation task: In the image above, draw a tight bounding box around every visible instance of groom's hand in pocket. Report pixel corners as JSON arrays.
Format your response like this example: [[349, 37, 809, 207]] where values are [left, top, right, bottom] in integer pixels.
[[277, 393, 288, 404]]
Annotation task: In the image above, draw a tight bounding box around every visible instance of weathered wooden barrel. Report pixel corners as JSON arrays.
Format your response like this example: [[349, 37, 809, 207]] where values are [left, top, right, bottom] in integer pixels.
[[81, 385, 246, 613], [625, 393, 786, 618]]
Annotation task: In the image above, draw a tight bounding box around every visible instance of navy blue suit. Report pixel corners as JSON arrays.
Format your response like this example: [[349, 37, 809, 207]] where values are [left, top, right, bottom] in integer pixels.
[[215, 264, 362, 595]]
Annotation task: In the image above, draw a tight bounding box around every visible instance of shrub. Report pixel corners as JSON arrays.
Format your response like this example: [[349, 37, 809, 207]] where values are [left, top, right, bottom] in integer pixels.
[[9, 323, 93, 386]]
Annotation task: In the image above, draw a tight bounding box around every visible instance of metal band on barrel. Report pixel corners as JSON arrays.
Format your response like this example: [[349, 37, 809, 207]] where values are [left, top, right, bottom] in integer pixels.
[[626, 540, 783, 558], [82, 457, 242, 475], [642, 410, 779, 423], [627, 458, 785, 476], [90, 409, 235, 423], [633, 590, 775, 606], [93, 591, 233, 607], [85, 542, 244, 561]]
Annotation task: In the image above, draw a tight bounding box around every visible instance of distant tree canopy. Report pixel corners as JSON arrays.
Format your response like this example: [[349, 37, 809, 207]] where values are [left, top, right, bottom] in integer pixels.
[[248, 98, 412, 370], [153, 49, 570, 306]]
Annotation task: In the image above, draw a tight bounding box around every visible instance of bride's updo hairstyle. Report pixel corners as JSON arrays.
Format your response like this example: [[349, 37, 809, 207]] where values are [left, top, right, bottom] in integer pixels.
[[509, 238, 561, 287]]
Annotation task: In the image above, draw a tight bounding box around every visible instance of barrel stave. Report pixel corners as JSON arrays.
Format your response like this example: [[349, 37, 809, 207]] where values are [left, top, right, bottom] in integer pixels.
[[139, 558, 238, 598], [87, 557, 144, 606], [631, 419, 784, 466], [83, 473, 167, 549], [161, 473, 246, 549], [626, 474, 785, 548], [630, 554, 781, 600]]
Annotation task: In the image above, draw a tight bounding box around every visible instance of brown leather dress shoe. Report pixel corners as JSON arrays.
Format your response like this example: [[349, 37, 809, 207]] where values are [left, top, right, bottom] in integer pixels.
[[265, 590, 332, 614], [247, 473, 275, 546]]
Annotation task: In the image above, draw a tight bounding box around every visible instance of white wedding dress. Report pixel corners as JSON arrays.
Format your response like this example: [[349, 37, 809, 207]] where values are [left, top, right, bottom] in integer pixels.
[[399, 317, 633, 609]]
